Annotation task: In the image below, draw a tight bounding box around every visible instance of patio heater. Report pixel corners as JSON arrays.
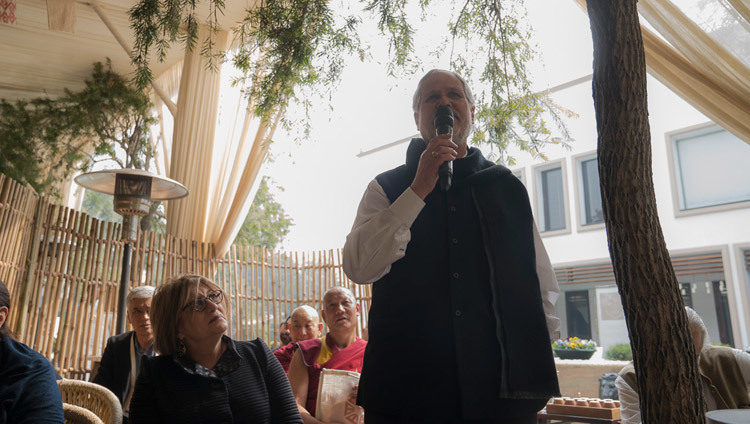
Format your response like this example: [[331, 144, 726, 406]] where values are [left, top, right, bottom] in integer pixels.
[[75, 169, 188, 334]]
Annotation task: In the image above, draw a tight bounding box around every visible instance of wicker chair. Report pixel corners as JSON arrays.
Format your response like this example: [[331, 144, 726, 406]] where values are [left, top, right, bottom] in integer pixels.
[[57, 379, 122, 424], [62, 403, 105, 424]]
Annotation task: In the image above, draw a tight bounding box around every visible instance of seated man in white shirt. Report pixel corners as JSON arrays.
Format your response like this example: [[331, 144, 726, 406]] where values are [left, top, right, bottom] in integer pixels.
[[616, 306, 750, 424]]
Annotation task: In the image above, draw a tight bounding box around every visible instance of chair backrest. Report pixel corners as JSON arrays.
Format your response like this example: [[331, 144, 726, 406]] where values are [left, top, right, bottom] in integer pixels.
[[57, 379, 123, 424], [62, 403, 105, 424]]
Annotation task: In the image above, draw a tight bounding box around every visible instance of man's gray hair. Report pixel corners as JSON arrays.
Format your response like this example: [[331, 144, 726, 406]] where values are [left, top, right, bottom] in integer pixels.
[[412, 69, 476, 113], [127, 286, 155, 305], [685, 306, 710, 352], [323, 286, 356, 304]]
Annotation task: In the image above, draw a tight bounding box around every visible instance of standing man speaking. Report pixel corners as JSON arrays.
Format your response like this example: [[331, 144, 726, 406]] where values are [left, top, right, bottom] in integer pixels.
[[343, 69, 561, 424]]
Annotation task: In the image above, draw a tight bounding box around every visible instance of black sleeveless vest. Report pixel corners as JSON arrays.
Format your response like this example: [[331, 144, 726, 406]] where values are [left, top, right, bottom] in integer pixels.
[[357, 138, 560, 421]]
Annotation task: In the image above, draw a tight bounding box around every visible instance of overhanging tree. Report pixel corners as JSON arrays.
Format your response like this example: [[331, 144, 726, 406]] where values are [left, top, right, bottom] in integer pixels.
[[587, 1, 704, 422], [0, 60, 155, 197], [129, 0, 573, 163]]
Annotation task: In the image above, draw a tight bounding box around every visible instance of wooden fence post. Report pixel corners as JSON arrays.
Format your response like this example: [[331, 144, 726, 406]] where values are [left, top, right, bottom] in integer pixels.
[[14, 195, 44, 336]]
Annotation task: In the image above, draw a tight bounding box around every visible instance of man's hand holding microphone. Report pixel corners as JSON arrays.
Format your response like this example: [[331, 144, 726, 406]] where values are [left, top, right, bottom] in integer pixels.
[[410, 105, 457, 199]]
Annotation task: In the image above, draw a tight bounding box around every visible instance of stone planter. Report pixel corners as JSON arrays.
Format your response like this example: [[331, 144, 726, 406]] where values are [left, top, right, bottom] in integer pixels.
[[554, 349, 596, 360]]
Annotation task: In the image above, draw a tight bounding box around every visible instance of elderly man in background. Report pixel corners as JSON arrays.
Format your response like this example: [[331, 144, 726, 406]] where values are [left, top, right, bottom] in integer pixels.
[[617, 306, 750, 424], [275, 305, 324, 373], [93, 286, 155, 421], [288, 286, 367, 424]]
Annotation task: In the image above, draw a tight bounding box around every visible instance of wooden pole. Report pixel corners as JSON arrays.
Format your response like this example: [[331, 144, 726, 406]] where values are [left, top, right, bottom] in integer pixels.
[[15, 196, 44, 336], [116, 242, 132, 334]]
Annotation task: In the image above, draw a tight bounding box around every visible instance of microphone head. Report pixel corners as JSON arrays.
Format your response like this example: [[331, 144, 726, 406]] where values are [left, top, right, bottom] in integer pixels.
[[434, 105, 454, 130]]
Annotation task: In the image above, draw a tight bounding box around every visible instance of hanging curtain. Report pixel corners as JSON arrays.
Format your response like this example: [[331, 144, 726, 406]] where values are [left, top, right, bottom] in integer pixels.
[[574, 0, 750, 145], [165, 25, 228, 241], [164, 25, 284, 257], [725, 0, 750, 25], [150, 62, 182, 179]]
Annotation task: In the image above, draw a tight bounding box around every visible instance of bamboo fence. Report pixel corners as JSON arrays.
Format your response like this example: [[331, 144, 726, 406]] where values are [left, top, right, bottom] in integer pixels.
[[0, 174, 370, 378]]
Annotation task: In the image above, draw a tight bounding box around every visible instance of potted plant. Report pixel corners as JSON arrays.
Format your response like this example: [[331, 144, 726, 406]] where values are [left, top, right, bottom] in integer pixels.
[[552, 337, 597, 360]]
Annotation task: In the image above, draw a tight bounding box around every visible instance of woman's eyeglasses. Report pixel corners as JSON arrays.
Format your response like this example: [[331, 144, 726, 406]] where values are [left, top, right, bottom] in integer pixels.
[[182, 290, 223, 312]]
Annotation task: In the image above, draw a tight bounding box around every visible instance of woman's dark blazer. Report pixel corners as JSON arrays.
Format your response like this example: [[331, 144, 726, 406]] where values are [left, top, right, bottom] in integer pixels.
[[129, 337, 302, 424]]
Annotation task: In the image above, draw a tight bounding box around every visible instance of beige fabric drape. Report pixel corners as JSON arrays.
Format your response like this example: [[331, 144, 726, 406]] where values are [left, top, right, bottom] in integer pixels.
[[164, 26, 284, 256], [726, 0, 750, 25], [211, 110, 281, 257], [46, 0, 75, 32], [166, 25, 229, 241], [575, 0, 750, 145], [150, 62, 182, 178]]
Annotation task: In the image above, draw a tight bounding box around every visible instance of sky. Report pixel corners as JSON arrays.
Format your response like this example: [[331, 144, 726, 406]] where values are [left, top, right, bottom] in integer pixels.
[[263, 1, 593, 252]]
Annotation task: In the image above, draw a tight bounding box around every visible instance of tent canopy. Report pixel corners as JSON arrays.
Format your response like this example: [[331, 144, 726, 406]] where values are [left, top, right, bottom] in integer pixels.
[[0, 0, 252, 101]]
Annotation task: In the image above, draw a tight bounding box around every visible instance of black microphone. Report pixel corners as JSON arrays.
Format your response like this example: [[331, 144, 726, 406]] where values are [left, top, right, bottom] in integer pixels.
[[434, 105, 454, 191]]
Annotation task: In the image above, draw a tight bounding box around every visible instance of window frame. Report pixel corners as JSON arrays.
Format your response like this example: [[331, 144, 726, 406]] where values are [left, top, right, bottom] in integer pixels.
[[510, 167, 526, 186], [532, 158, 571, 236], [666, 122, 750, 217], [572, 151, 606, 232]]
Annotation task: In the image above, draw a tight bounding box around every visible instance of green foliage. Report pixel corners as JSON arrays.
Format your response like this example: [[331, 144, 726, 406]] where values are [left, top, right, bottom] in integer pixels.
[[72, 60, 156, 170], [233, 0, 365, 121], [233, 177, 293, 249], [82, 190, 122, 224], [446, 0, 575, 164], [128, 0, 571, 161], [129, 0, 226, 89], [0, 95, 91, 195], [604, 343, 633, 361], [0, 60, 156, 196]]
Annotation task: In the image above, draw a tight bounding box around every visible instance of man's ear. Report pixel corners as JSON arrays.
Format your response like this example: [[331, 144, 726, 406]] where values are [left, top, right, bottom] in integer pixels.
[[0, 306, 8, 329], [414, 111, 420, 128], [320, 309, 327, 325], [317, 322, 324, 335]]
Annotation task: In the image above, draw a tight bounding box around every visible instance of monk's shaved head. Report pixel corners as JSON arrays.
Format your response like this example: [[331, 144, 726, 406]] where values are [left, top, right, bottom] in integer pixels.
[[323, 286, 355, 305], [289, 304, 323, 342], [291, 305, 319, 321]]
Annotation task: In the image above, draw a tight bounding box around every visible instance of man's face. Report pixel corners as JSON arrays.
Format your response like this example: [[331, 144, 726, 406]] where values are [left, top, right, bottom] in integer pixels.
[[414, 71, 475, 147], [321, 290, 360, 334], [126, 297, 153, 342], [279, 323, 292, 345], [290, 310, 322, 343], [0, 306, 8, 329]]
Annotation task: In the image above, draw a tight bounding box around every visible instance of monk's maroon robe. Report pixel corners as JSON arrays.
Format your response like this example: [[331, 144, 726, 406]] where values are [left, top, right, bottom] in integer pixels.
[[273, 342, 297, 374], [297, 334, 366, 416]]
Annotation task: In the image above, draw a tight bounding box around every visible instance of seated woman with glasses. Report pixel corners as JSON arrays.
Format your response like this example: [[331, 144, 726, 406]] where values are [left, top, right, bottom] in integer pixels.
[[129, 274, 302, 424]]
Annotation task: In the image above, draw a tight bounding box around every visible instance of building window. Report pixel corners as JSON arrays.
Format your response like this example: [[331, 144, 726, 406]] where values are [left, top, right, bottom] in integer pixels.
[[511, 168, 525, 186], [713, 280, 734, 346], [671, 125, 750, 211], [537, 164, 566, 232], [680, 283, 693, 308], [565, 290, 591, 340], [578, 156, 604, 226]]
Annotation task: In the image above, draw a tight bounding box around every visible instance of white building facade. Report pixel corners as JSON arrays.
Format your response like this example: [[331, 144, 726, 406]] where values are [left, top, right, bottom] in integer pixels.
[[509, 73, 750, 351]]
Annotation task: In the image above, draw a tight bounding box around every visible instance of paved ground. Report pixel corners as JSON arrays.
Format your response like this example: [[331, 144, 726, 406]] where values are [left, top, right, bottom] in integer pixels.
[[554, 348, 629, 398]]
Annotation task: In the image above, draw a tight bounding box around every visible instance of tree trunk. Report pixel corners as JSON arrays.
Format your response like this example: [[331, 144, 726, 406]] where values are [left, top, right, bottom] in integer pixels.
[[586, 2, 706, 423]]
